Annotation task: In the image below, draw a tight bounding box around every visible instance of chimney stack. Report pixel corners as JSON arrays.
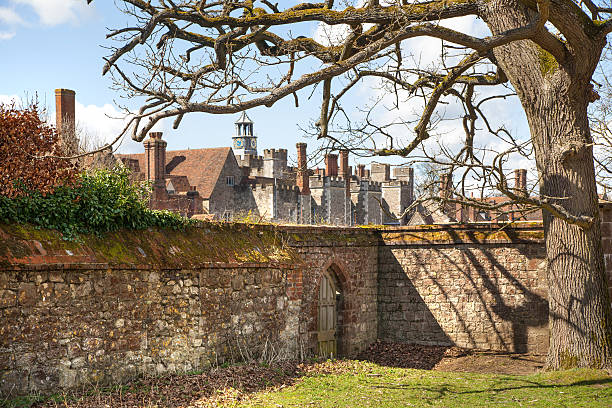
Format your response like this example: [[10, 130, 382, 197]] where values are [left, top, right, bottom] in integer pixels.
[[514, 169, 527, 196], [339, 150, 349, 178], [296, 143, 310, 195], [339, 149, 350, 198], [356, 164, 366, 179], [55, 88, 77, 155], [325, 153, 338, 177], [144, 131, 168, 201], [439, 173, 453, 199]]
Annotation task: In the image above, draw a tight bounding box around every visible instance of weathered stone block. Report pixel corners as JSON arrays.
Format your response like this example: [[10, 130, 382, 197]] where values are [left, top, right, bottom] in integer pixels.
[[17, 283, 37, 306]]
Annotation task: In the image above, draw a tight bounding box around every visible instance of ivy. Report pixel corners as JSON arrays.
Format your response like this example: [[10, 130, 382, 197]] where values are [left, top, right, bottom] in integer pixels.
[[0, 167, 196, 240]]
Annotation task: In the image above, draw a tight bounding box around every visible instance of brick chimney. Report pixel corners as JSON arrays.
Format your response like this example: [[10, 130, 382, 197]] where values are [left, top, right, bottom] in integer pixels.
[[339, 150, 349, 177], [325, 153, 338, 177], [514, 169, 527, 196], [356, 164, 366, 179], [339, 149, 350, 198], [144, 132, 168, 201], [296, 143, 310, 195], [439, 173, 453, 199], [55, 88, 77, 155]]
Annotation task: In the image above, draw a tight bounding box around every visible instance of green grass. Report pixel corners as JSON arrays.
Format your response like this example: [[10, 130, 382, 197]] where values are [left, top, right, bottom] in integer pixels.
[[242, 362, 612, 408], [2, 361, 611, 407]]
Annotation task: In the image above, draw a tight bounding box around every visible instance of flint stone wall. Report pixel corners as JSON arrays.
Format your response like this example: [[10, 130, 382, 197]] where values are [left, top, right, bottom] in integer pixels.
[[0, 224, 378, 395]]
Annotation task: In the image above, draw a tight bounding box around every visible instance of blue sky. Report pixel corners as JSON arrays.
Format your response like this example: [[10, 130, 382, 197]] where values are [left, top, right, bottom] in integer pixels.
[[0, 1, 326, 158], [0, 0, 532, 173]]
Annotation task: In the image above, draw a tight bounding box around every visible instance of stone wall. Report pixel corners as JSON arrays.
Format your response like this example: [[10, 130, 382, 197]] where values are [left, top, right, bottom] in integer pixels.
[[1, 264, 292, 393], [4, 209, 612, 396], [599, 204, 612, 302], [377, 224, 549, 354], [0, 223, 378, 395]]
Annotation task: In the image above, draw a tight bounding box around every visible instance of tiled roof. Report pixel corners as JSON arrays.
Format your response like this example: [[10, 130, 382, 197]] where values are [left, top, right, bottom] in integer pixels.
[[116, 147, 232, 199], [166, 175, 191, 193]]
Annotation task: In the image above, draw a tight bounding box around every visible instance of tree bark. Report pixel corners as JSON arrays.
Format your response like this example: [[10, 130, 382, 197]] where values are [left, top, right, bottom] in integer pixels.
[[483, 0, 612, 369], [531, 91, 612, 369]]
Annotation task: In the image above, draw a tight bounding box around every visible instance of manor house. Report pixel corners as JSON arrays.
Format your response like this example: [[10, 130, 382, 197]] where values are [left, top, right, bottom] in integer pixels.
[[116, 112, 415, 225]]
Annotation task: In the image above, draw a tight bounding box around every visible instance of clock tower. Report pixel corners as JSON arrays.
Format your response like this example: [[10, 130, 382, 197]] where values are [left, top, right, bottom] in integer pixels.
[[232, 111, 257, 157]]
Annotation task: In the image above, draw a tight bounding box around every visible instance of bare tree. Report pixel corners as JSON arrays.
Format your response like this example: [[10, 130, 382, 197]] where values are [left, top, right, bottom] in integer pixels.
[[86, 0, 612, 369]]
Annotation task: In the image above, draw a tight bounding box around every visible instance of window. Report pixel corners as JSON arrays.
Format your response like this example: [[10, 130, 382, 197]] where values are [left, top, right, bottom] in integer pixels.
[[226, 176, 235, 186]]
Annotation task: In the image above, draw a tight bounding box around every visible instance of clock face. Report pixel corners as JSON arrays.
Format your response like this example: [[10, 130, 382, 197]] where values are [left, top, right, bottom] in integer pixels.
[[234, 139, 243, 148], [250, 139, 257, 148]]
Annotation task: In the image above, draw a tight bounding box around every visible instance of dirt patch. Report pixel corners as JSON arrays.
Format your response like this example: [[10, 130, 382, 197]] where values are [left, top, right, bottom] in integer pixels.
[[356, 342, 449, 369], [356, 341, 545, 375], [433, 350, 545, 375]]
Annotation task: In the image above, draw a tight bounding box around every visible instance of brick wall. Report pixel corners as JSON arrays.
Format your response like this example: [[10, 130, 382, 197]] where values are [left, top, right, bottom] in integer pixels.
[[287, 230, 379, 356]]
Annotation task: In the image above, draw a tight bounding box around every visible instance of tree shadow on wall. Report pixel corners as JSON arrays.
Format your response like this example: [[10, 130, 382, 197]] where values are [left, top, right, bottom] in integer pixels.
[[378, 232, 549, 354]]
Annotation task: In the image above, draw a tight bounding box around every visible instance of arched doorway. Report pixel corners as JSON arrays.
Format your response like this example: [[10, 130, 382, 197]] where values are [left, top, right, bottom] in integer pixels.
[[317, 268, 342, 358]]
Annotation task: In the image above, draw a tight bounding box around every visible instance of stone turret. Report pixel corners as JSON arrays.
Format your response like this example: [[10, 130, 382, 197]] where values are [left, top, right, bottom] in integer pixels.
[[263, 148, 287, 179], [371, 163, 390, 182]]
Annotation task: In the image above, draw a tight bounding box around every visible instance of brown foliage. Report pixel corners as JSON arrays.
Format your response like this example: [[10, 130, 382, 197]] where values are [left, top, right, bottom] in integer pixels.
[[0, 103, 78, 198]]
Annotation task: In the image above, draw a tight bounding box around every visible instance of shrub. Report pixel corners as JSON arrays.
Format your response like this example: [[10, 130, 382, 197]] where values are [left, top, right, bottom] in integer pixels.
[[0, 166, 196, 239], [0, 103, 78, 197]]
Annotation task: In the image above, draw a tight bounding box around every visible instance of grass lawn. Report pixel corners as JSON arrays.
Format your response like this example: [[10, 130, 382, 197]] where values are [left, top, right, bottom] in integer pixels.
[[239, 361, 612, 408], [2, 359, 611, 407]]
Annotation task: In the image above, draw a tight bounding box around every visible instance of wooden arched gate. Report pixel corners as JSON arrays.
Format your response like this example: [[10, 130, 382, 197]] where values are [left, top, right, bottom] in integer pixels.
[[317, 272, 340, 358]]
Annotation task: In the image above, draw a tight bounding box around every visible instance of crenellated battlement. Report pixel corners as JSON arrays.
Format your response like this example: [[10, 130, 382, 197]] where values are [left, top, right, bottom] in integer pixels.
[[309, 175, 349, 189], [238, 154, 264, 169], [350, 179, 382, 192], [263, 148, 288, 161], [327, 177, 346, 188], [252, 182, 298, 192], [382, 180, 411, 187]]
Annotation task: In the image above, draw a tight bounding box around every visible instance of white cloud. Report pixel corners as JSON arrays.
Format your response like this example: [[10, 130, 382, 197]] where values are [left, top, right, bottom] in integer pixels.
[[10, 0, 93, 27], [0, 93, 158, 154], [73, 101, 165, 154], [314, 23, 351, 47], [0, 31, 16, 40], [0, 7, 24, 25], [0, 94, 21, 105]]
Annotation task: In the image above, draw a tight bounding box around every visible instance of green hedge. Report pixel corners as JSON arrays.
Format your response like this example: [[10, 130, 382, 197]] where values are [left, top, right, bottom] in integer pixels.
[[0, 167, 196, 239]]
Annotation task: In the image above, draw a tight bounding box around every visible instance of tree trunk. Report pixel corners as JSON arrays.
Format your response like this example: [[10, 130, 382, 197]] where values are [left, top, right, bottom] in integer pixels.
[[483, 0, 612, 369], [529, 94, 612, 369]]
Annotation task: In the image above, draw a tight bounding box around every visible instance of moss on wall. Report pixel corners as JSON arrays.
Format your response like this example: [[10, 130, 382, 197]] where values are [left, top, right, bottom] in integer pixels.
[[0, 222, 301, 268], [0, 221, 544, 269]]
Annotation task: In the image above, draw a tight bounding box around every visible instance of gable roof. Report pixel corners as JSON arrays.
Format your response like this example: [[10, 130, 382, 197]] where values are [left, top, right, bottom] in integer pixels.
[[117, 147, 234, 199]]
